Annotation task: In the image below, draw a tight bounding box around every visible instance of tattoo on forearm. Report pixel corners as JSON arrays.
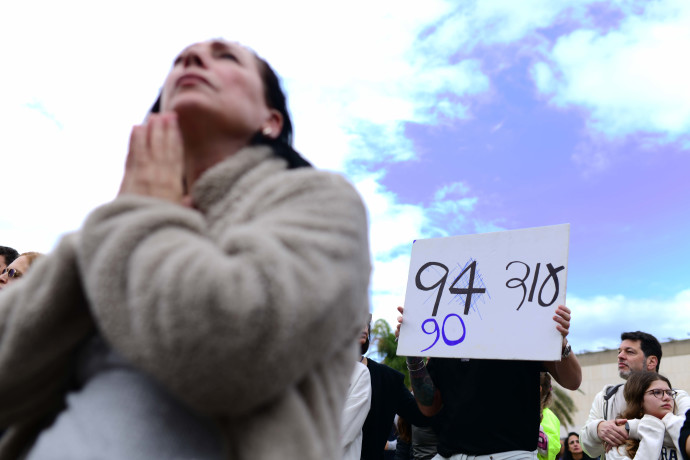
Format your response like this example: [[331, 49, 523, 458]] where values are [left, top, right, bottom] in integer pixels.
[[409, 367, 436, 406]]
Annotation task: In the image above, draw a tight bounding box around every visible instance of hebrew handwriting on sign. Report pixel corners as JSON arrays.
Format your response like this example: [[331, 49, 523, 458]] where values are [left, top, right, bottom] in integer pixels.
[[414, 259, 564, 353], [505, 261, 564, 310]]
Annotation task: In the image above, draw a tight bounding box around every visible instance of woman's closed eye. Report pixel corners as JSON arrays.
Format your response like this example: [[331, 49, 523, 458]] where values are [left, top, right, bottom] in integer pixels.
[[218, 52, 238, 62]]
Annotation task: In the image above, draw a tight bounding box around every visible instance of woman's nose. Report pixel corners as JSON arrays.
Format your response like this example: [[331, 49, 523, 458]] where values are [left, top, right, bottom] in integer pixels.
[[182, 50, 205, 68]]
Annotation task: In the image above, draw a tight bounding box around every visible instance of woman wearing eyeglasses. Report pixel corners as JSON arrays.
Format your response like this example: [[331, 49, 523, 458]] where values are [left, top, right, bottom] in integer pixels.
[[0, 252, 42, 290], [607, 371, 685, 460], [0, 39, 370, 459]]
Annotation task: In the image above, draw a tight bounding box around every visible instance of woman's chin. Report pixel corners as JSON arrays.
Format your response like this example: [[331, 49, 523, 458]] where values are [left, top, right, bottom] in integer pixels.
[[165, 94, 215, 117], [649, 409, 671, 419]]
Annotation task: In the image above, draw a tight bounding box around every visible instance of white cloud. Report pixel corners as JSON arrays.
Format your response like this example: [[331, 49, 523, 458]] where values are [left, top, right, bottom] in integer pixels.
[[282, 26, 491, 170], [532, 0, 690, 142], [434, 182, 470, 200], [567, 289, 690, 352], [355, 174, 427, 258], [0, 102, 127, 252], [413, 0, 597, 55]]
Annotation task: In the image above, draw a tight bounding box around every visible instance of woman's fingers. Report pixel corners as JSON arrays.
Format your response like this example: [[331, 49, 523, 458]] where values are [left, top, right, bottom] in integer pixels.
[[119, 125, 147, 196], [149, 114, 166, 161], [118, 113, 185, 202], [165, 114, 184, 173]]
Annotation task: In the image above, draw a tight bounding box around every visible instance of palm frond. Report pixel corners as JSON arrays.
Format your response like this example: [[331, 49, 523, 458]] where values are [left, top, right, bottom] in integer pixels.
[[551, 386, 576, 426], [370, 319, 411, 387]]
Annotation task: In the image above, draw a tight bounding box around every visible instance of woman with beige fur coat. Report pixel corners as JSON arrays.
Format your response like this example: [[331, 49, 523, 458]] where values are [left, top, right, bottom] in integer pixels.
[[0, 39, 370, 459]]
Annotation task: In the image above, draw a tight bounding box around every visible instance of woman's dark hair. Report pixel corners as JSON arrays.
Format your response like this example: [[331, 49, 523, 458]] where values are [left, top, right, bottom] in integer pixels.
[[562, 432, 594, 460], [248, 53, 310, 169], [396, 415, 412, 444], [622, 371, 673, 419], [618, 371, 674, 458], [253, 54, 293, 146], [540, 372, 553, 413]]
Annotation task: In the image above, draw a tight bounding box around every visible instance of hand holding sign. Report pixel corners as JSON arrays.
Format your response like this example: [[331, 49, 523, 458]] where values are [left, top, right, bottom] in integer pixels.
[[397, 224, 569, 361]]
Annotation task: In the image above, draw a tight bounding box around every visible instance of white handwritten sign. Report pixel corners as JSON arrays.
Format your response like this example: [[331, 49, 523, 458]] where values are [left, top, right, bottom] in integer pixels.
[[397, 224, 569, 361]]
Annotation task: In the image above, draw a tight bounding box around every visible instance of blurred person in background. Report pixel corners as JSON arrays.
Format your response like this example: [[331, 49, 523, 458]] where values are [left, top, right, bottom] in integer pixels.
[[563, 433, 595, 460], [360, 317, 433, 460], [394, 416, 412, 460], [341, 318, 373, 460], [0, 252, 43, 290]]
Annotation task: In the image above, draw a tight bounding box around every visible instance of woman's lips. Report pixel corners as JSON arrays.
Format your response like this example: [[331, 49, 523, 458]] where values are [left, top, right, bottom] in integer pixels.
[[175, 73, 211, 88]]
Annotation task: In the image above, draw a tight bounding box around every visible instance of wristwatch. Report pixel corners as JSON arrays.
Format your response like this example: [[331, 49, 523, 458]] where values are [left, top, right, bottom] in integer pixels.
[[561, 341, 572, 359]]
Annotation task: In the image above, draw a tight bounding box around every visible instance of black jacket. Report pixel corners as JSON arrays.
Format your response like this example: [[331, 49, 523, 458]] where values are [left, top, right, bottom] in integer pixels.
[[361, 359, 433, 460]]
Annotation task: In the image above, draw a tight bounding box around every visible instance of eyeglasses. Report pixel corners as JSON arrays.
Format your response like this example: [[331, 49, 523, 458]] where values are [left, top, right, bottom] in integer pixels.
[[646, 389, 677, 399], [0, 268, 22, 279]]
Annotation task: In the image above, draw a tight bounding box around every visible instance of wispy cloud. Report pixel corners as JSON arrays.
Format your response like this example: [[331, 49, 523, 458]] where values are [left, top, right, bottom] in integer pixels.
[[567, 289, 690, 352], [532, 0, 690, 144], [414, 0, 580, 53]]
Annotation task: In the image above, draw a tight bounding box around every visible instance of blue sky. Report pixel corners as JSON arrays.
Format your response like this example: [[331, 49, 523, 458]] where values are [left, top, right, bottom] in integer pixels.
[[2, 0, 689, 353]]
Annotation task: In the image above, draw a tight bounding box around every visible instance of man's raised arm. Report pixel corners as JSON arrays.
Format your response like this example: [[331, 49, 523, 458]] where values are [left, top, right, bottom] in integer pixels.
[[396, 306, 442, 417], [543, 305, 582, 391]]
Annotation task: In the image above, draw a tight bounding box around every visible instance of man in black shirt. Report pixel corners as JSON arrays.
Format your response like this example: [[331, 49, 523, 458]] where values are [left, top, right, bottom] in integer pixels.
[[397, 304, 581, 459]]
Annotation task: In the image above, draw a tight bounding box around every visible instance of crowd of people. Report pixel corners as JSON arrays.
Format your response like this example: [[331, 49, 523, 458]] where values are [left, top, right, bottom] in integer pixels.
[[1, 38, 690, 460], [387, 325, 690, 460], [343, 311, 690, 460]]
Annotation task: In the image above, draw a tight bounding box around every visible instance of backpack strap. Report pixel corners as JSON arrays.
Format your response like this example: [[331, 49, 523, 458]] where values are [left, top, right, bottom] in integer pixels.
[[603, 383, 624, 420]]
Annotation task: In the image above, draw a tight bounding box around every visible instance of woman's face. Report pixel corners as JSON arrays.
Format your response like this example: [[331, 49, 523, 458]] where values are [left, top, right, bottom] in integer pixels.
[[0, 255, 30, 289], [567, 434, 582, 454], [642, 379, 675, 418], [359, 323, 369, 346], [161, 39, 279, 139]]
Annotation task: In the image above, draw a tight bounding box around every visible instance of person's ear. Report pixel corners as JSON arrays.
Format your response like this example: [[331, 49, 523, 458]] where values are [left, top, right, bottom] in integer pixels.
[[646, 355, 658, 372], [260, 109, 283, 140]]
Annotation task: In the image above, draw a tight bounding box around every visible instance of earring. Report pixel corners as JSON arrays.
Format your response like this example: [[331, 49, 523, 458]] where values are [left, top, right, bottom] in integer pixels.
[[262, 127, 272, 136]]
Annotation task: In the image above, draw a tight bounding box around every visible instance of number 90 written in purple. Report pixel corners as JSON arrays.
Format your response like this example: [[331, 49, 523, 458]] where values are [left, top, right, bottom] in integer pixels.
[[420, 314, 467, 352]]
